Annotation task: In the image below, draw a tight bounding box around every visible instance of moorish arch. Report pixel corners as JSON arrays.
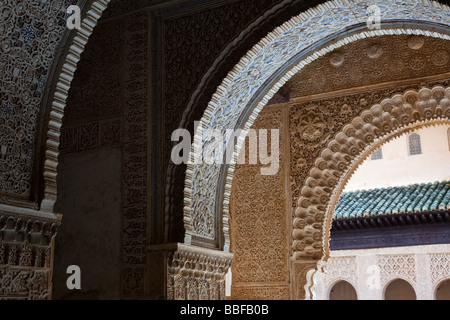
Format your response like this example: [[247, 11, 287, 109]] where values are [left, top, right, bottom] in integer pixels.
[[384, 278, 417, 300], [328, 280, 358, 300], [182, 0, 450, 299], [33, 0, 319, 300], [39, 0, 450, 237]]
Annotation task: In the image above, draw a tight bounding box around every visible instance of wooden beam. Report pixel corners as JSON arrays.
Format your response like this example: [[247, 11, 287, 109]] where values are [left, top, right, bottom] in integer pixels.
[[384, 216, 392, 227], [391, 216, 399, 226], [406, 215, 413, 225]]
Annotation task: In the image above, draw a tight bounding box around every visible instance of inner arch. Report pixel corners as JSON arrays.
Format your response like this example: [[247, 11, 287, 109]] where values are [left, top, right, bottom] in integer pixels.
[[322, 119, 450, 261]]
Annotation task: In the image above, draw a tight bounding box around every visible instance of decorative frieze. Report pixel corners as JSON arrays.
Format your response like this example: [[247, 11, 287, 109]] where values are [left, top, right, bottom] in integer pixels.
[[429, 253, 450, 284], [230, 107, 290, 299], [0, 267, 50, 300], [60, 118, 123, 154], [231, 286, 290, 300], [313, 246, 450, 300], [377, 254, 416, 284], [0, 0, 80, 199]]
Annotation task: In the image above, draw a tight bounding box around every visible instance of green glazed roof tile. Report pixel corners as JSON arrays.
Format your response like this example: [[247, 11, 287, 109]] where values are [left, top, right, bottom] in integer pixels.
[[334, 180, 450, 219]]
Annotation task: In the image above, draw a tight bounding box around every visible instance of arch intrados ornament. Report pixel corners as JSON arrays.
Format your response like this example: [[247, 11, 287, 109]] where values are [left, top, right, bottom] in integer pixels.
[[183, 0, 450, 253], [299, 86, 450, 261], [300, 90, 450, 299], [320, 109, 450, 261]]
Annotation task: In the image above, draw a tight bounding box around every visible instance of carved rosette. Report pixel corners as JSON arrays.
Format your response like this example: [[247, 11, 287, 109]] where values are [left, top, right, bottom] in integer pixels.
[[0, 208, 59, 300], [166, 244, 233, 300]]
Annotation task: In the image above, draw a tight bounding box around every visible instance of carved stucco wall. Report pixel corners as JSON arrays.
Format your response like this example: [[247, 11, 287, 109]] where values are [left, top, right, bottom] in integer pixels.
[[286, 35, 450, 99], [0, 210, 56, 300], [230, 107, 290, 300]]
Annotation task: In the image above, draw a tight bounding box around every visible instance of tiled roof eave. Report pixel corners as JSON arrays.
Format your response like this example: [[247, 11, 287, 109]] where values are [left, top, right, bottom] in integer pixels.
[[332, 210, 450, 232], [334, 181, 450, 219]]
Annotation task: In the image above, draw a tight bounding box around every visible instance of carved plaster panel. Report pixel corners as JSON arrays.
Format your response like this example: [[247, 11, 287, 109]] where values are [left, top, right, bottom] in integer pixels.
[[0, 0, 78, 199], [120, 12, 149, 297], [377, 254, 416, 284], [0, 267, 50, 300], [429, 253, 450, 286], [230, 107, 290, 299]]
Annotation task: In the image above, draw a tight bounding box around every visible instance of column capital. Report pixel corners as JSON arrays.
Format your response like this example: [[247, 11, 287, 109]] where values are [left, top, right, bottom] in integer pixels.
[[149, 243, 233, 300]]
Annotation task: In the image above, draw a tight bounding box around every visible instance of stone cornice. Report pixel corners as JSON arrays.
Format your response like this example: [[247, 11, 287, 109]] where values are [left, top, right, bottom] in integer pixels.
[[330, 212, 450, 250]]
